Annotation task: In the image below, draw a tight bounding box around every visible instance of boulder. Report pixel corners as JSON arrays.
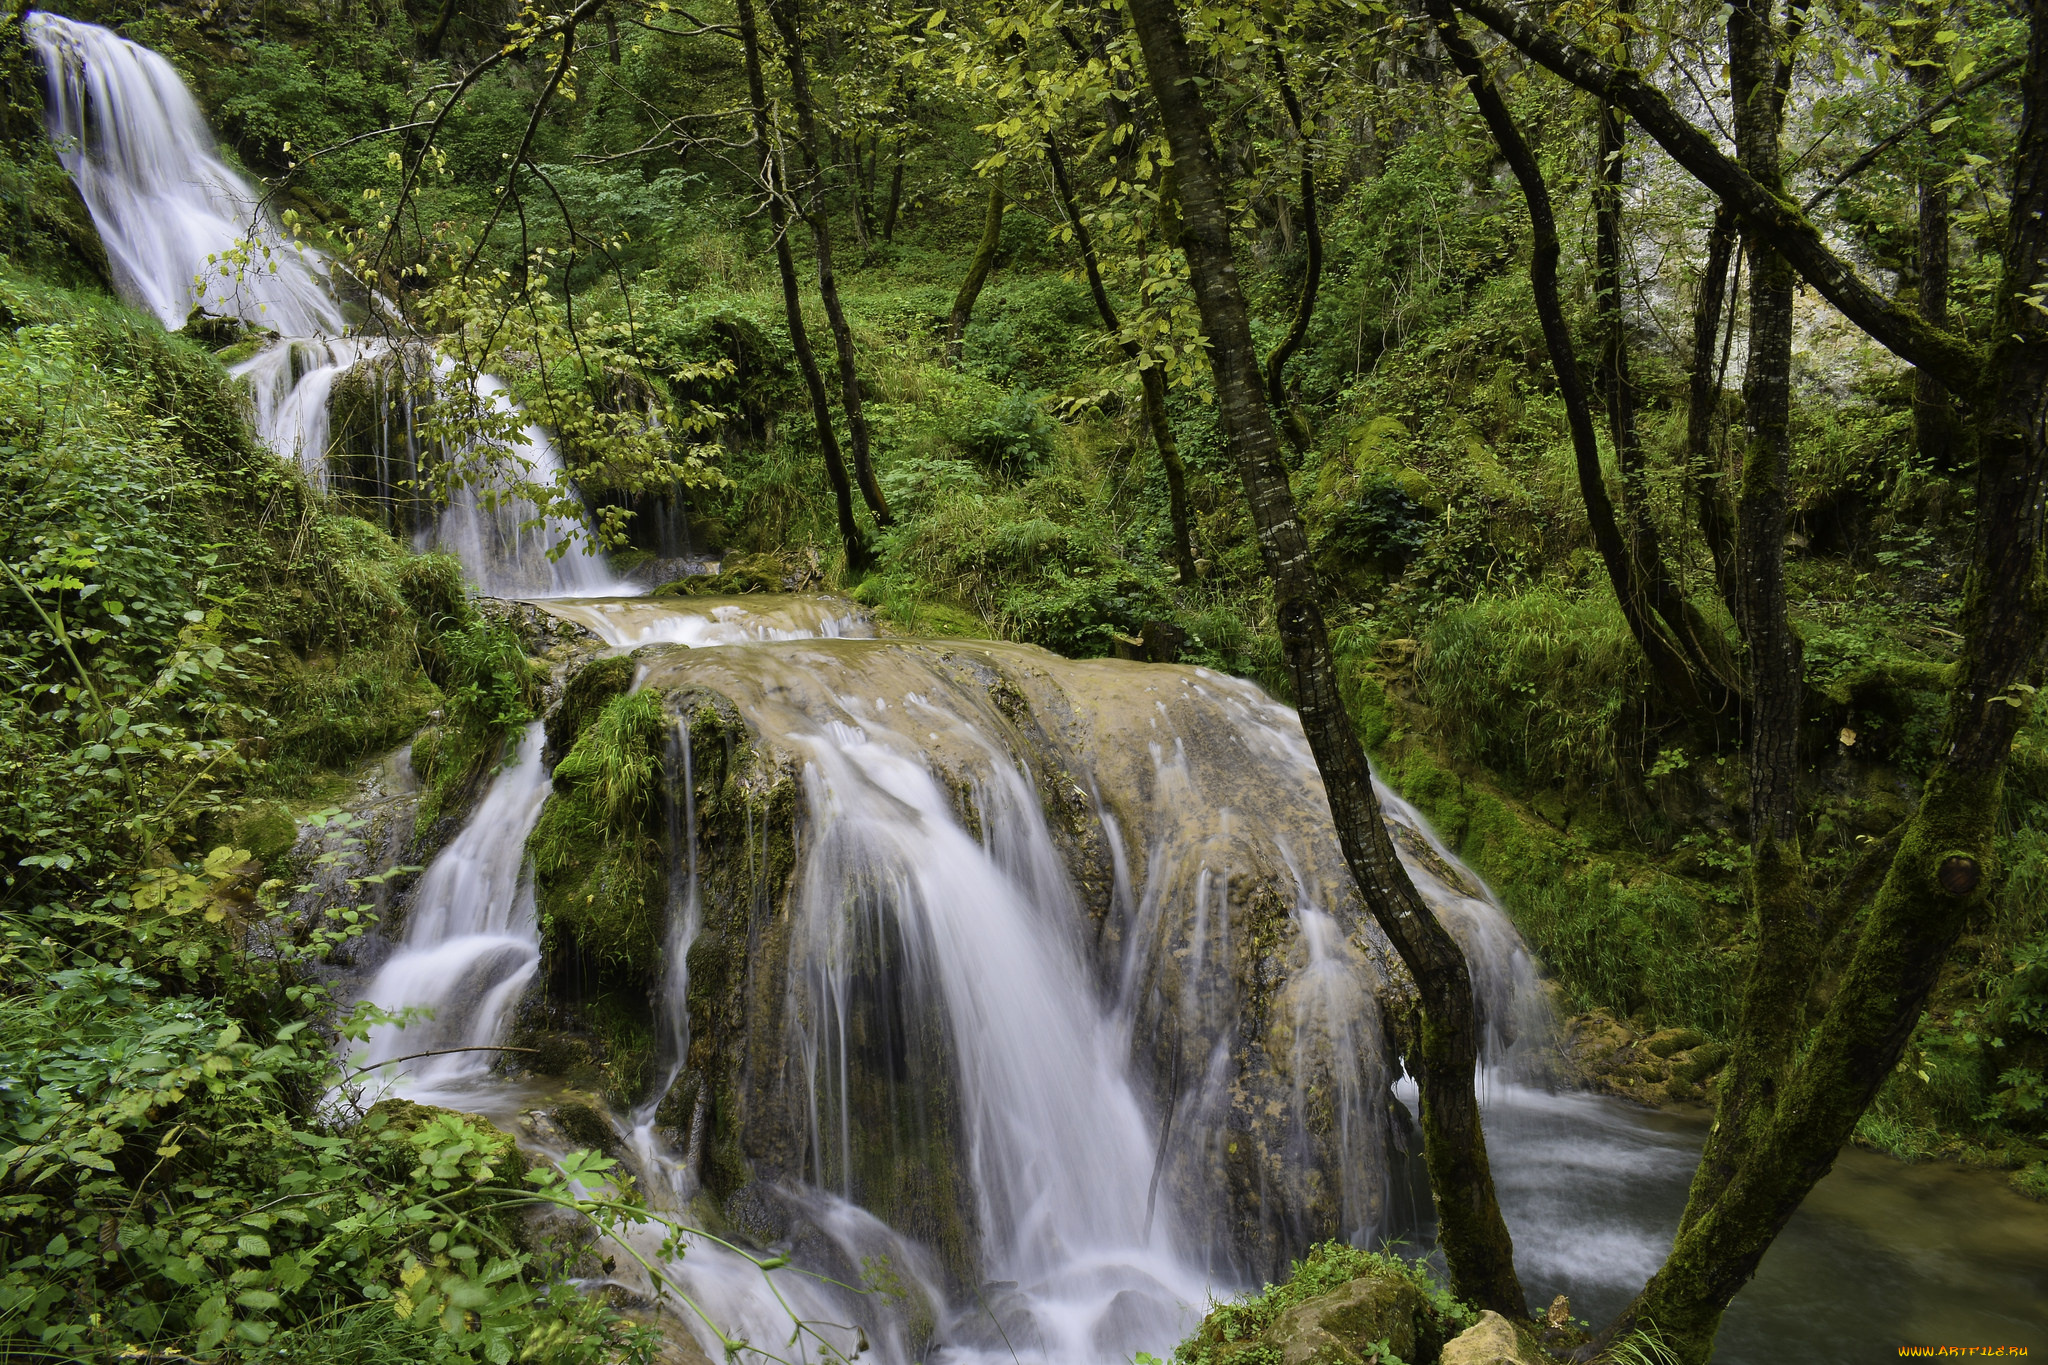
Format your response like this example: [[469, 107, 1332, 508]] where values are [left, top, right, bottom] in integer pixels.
[[1260, 1270, 1434, 1364], [1442, 1310, 1544, 1365]]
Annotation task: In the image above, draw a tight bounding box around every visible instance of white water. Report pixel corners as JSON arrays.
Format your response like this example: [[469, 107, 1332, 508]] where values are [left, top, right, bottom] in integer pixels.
[[535, 594, 876, 649], [25, 11, 341, 336], [28, 13, 627, 598], [347, 723, 552, 1104]]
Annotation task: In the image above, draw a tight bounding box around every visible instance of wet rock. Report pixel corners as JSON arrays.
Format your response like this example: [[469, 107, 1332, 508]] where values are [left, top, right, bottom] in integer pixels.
[[1441, 1310, 1543, 1365]]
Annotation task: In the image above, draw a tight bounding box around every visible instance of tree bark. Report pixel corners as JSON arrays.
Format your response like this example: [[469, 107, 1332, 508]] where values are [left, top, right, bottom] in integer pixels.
[[736, 0, 870, 570], [765, 0, 893, 528], [1596, 99, 1741, 705], [1912, 54, 1967, 469], [946, 169, 1006, 368], [1044, 133, 1200, 586], [1127, 0, 1525, 1317], [1263, 47, 1321, 453]]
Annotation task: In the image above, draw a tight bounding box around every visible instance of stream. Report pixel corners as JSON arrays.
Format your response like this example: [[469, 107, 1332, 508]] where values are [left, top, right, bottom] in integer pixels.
[[24, 15, 2048, 1360]]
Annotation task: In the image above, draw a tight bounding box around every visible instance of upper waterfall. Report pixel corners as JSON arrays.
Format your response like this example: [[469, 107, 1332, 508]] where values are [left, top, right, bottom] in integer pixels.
[[25, 12, 629, 598], [24, 11, 342, 337]]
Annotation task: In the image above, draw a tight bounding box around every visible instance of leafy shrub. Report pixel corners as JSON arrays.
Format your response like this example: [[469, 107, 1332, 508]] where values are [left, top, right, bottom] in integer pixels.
[[956, 385, 1059, 477], [1321, 476, 1433, 569]]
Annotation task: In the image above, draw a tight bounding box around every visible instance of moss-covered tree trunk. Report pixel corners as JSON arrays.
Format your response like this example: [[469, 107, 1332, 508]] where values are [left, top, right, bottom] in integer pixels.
[[1685, 208, 1742, 615], [1683, 0, 1815, 1239], [1911, 42, 1967, 470], [945, 170, 1006, 369], [1126, 0, 1526, 1318], [765, 0, 893, 529], [1427, 0, 1722, 720], [735, 0, 869, 570], [1044, 133, 1200, 586]]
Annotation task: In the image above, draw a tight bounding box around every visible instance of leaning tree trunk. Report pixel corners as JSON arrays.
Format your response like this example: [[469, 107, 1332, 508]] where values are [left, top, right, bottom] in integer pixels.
[[765, 0, 893, 528], [736, 0, 869, 570], [1126, 0, 1526, 1317], [1044, 133, 1200, 586], [1595, 99, 1740, 703], [1912, 53, 1967, 470], [946, 169, 1006, 368], [1685, 208, 1743, 616]]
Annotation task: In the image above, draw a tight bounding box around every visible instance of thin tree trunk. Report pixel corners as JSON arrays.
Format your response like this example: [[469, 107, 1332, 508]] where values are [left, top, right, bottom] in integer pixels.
[[1428, 0, 1716, 718], [1686, 207, 1742, 615], [736, 0, 869, 570], [946, 169, 1006, 368], [1682, 0, 1813, 1242], [424, 0, 461, 57], [1045, 133, 1200, 585], [1912, 55, 1966, 469], [1127, 0, 1526, 1317], [1262, 47, 1321, 453], [604, 3, 620, 63], [765, 0, 893, 527], [882, 141, 905, 240], [1597, 101, 1742, 703]]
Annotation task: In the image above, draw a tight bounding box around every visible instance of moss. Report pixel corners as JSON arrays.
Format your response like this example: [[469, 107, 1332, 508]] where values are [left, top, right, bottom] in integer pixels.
[[653, 551, 789, 596], [1172, 1241, 1473, 1365], [545, 655, 638, 767], [531, 689, 670, 973]]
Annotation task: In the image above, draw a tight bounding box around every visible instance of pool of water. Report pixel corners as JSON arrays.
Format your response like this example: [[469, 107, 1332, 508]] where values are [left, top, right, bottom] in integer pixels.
[[1452, 1083, 2048, 1361]]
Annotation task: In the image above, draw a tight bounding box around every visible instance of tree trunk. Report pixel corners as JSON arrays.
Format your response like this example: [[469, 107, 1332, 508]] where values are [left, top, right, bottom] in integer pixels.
[[1596, 99, 1742, 705], [946, 169, 1006, 368], [765, 0, 893, 528], [1044, 133, 1200, 586], [1912, 55, 1967, 470], [1427, 0, 1720, 720], [1262, 47, 1321, 454], [1681, 0, 1813, 1245], [735, 0, 869, 570], [1685, 208, 1742, 616], [1127, 0, 1526, 1318], [604, 3, 620, 63]]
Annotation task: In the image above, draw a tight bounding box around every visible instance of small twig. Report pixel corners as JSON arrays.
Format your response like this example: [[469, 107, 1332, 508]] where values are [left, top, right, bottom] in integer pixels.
[[337, 1044, 540, 1086], [1802, 56, 2022, 212]]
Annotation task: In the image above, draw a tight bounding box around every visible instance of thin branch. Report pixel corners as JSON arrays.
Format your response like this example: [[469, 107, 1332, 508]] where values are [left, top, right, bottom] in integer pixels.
[[1802, 55, 2023, 211]]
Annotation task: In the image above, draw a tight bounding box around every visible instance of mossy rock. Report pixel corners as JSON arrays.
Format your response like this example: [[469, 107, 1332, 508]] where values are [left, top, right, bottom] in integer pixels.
[[549, 1100, 623, 1157], [653, 551, 788, 597], [226, 801, 301, 867], [1174, 1244, 1464, 1365], [1645, 1027, 1707, 1058], [546, 654, 638, 767], [356, 1098, 528, 1182]]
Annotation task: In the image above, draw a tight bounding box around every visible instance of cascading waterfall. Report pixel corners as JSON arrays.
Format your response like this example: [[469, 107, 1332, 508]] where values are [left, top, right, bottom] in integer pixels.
[[348, 723, 552, 1105], [25, 12, 625, 597], [28, 18, 1564, 1360]]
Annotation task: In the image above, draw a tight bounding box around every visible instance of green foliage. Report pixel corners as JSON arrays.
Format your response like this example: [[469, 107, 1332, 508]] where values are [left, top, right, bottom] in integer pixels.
[[1419, 588, 1646, 790]]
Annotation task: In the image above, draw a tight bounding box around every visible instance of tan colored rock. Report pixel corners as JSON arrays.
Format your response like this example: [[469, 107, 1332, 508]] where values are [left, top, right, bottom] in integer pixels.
[[1441, 1310, 1543, 1365]]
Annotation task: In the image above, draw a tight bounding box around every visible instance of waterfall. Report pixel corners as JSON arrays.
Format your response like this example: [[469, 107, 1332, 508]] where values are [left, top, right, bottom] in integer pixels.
[[347, 723, 552, 1105], [25, 13, 627, 598], [25, 11, 341, 336], [611, 635, 1546, 1362]]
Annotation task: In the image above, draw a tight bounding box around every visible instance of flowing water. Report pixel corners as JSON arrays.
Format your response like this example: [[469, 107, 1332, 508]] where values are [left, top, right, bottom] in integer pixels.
[[26, 11, 624, 597], [31, 18, 2045, 1361]]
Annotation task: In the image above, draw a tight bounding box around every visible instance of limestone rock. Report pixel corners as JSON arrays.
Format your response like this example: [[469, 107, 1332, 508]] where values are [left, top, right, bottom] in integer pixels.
[[1441, 1310, 1543, 1365]]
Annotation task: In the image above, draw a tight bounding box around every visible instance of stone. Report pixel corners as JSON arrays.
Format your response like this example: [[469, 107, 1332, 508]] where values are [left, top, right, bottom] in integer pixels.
[[1441, 1310, 1543, 1365], [1257, 1269, 1434, 1365]]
